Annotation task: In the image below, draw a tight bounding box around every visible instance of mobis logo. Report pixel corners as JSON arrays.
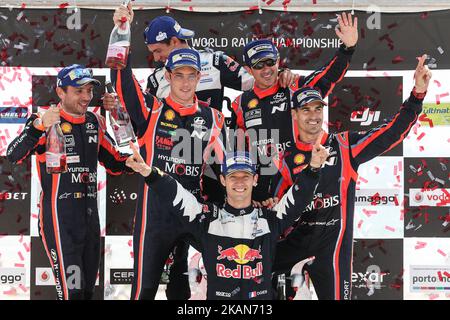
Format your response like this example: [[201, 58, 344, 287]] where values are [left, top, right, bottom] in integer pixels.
[[409, 188, 450, 207]]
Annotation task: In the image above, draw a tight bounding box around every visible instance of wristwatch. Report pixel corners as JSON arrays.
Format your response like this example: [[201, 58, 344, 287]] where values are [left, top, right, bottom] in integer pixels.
[[33, 117, 45, 131]]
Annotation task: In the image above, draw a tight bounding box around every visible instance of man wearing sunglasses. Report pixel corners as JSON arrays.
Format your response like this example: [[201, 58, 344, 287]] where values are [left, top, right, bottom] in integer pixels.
[[230, 12, 358, 204], [271, 55, 431, 300], [7, 64, 133, 300]]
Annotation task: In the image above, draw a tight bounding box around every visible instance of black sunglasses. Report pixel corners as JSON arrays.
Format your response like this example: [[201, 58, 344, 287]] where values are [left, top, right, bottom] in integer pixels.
[[252, 59, 277, 70]]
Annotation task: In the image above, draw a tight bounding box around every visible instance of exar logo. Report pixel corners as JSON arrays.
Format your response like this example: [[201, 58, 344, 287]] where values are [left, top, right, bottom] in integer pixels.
[[350, 108, 381, 126]]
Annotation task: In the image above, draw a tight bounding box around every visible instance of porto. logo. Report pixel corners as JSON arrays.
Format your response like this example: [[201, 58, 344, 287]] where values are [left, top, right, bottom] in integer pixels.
[[350, 108, 381, 126]]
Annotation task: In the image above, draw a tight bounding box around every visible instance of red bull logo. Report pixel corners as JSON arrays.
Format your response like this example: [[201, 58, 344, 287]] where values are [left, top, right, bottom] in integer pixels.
[[216, 244, 263, 279]]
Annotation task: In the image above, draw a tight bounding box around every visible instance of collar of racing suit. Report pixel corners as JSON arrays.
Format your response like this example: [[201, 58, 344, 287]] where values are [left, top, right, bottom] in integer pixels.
[[58, 103, 86, 124], [253, 81, 280, 99], [165, 94, 199, 116], [224, 202, 255, 217], [295, 132, 329, 151]]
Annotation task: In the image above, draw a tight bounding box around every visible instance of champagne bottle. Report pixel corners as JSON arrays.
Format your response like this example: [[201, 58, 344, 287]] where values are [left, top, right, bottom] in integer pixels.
[[105, 0, 132, 70], [105, 81, 136, 147], [45, 104, 67, 174]]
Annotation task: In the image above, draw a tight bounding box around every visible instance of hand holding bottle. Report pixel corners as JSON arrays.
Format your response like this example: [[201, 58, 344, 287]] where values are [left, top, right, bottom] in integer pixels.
[[113, 1, 134, 27], [41, 105, 61, 130]]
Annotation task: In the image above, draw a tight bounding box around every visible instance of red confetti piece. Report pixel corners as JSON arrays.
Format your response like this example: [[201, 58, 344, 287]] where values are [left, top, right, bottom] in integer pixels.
[[429, 294, 439, 300], [31, 214, 38, 219], [434, 80, 441, 87], [374, 166, 380, 174], [438, 271, 443, 282], [3, 288, 17, 296], [387, 23, 398, 29], [357, 220, 363, 229], [359, 177, 368, 184], [363, 209, 377, 217], [436, 92, 450, 105], [392, 56, 404, 64], [128, 239, 132, 247], [393, 195, 399, 206], [417, 132, 426, 141], [415, 241, 427, 249], [19, 284, 28, 293], [14, 263, 25, 268], [419, 146, 425, 152], [385, 225, 395, 232], [59, 2, 69, 9], [437, 249, 447, 257], [98, 181, 106, 191], [23, 242, 30, 252]]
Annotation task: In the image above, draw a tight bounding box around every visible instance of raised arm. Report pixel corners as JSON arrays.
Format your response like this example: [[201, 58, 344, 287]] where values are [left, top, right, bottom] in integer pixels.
[[270, 133, 328, 235], [348, 54, 431, 166], [299, 12, 357, 97]]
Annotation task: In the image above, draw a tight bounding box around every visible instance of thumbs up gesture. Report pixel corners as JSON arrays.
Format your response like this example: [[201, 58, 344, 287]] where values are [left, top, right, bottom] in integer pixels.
[[310, 131, 329, 169], [126, 142, 151, 177]]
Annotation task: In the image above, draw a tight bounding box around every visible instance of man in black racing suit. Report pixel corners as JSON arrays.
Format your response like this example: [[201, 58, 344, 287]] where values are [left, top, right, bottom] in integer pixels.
[[105, 48, 226, 300], [125, 146, 330, 300], [7, 64, 133, 300], [230, 12, 358, 202], [271, 55, 432, 300]]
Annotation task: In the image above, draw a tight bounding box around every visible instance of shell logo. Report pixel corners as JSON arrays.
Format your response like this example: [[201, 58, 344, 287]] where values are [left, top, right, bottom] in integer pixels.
[[247, 99, 259, 109], [294, 153, 305, 165], [165, 110, 176, 121], [60, 122, 72, 134]]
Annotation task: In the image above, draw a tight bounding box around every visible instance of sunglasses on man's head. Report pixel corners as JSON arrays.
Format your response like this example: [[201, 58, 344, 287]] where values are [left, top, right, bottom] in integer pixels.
[[252, 59, 277, 70]]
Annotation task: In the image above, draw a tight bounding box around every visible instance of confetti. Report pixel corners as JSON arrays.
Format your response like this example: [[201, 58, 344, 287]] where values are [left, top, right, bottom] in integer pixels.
[[23, 242, 30, 252], [392, 56, 404, 64], [414, 241, 427, 249], [437, 249, 447, 257], [385, 225, 395, 232]]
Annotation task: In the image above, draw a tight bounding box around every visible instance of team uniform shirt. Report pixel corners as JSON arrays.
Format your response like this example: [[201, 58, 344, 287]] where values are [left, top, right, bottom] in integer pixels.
[[111, 54, 226, 299], [7, 108, 131, 300], [144, 165, 320, 300], [230, 45, 354, 201], [272, 92, 424, 300], [147, 48, 254, 111]]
